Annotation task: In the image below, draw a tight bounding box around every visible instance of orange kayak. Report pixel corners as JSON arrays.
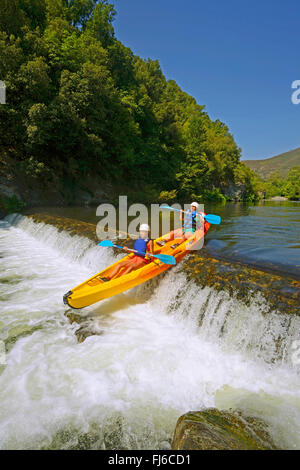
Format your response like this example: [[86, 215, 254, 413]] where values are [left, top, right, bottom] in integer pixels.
[[63, 227, 209, 309]]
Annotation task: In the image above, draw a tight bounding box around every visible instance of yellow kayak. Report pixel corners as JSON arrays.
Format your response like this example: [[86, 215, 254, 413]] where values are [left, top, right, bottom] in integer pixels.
[[63, 229, 208, 309]]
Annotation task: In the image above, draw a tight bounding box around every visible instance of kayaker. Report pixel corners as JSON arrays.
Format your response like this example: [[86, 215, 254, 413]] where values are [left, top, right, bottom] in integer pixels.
[[100, 224, 153, 281], [157, 202, 205, 248]]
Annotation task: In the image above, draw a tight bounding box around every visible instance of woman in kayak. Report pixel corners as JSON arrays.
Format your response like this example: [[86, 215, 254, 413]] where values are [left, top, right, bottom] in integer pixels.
[[157, 202, 206, 248], [100, 224, 153, 281]]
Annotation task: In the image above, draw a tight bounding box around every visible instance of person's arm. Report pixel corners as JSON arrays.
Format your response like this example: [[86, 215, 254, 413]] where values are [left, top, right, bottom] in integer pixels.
[[148, 239, 154, 254], [195, 212, 206, 231], [144, 240, 153, 260]]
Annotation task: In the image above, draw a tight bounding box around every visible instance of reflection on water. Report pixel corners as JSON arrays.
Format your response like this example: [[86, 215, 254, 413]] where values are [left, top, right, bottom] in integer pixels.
[[204, 201, 300, 277]]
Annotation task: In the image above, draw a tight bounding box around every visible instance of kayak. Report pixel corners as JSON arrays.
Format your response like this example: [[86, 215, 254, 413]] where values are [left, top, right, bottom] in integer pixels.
[[63, 226, 209, 309]]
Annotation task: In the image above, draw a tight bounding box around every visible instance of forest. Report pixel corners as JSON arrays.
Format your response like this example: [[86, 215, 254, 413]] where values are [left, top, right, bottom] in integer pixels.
[[0, 0, 263, 212]]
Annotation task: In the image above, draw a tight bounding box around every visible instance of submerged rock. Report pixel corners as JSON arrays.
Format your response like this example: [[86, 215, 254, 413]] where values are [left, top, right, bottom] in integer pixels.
[[172, 408, 278, 450], [75, 325, 104, 343], [64, 310, 103, 343]]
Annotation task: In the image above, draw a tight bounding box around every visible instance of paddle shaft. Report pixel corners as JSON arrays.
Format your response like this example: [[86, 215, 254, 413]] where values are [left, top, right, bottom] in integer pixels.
[[106, 243, 176, 265], [161, 205, 221, 225], [113, 244, 149, 256], [163, 206, 204, 218]]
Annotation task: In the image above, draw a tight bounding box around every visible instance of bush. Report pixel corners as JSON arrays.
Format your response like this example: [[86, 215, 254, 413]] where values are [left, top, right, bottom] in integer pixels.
[[0, 194, 26, 214], [18, 156, 52, 180], [158, 189, 178, 203], [202, 188, 227, 202]]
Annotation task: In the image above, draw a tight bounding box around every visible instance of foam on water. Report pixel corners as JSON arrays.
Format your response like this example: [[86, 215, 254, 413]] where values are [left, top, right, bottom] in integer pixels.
[[0, 215, 299, 449]]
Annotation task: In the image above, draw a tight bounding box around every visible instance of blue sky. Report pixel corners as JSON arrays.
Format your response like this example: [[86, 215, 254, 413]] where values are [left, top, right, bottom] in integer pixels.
[[112, 0, 300, 160]]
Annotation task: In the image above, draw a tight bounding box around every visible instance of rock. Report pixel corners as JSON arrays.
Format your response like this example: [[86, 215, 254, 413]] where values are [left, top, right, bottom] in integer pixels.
[[75, 325, 103, 343], [75, 189, 93, 205], [0, 182, 20, 199], [0, 179, 25, 218], [172, 408, 278, 450], [223, 182, 246, 201], [64, 310, 104, 343], [269, 196, 288, 201]]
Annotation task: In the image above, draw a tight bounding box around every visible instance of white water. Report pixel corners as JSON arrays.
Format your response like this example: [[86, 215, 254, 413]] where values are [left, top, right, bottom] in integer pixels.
[[0, 214, 300, 449]]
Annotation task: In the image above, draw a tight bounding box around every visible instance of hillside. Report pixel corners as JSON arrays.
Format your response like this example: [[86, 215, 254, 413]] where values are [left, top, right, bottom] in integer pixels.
[[244, 148, 300, 179]]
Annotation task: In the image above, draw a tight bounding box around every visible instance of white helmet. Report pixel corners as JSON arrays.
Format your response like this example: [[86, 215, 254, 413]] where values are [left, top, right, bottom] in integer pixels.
[[140, 223, 150, 232], [191, 202, 199, 209]]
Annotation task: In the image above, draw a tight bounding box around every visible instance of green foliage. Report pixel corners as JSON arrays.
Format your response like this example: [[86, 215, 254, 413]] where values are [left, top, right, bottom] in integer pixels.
[[233, 163, 261, 201], [17, 156, 54, 180], [202, 188, 227, 203], [0, 194, 26, 214], [0, 0, 46, 36], [262, 166, 300, 200], [264, 171, 285, 198], [0, 0, 259, 203], [282, 167, 300, 200], [158, 189, 178, 203], [85, 0, 116, 45], [281, 168, 299, 200]]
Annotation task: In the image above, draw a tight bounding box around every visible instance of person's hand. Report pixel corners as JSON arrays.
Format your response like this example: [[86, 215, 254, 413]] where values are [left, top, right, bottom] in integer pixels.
[[124, 246, 130, 253]]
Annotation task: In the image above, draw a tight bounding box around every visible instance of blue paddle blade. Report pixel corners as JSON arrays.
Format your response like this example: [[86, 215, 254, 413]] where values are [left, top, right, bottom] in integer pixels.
[[204, 214, 221, 225], [98, 240, 114, 247], [154, 254, 176, 265]]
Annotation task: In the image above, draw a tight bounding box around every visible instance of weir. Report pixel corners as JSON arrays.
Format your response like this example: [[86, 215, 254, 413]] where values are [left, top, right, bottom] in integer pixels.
[[0, 214, 299, 450]]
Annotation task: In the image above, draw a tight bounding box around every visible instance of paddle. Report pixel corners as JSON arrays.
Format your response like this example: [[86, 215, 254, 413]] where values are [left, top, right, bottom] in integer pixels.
[[160, 204, 221, 225], [98, 240, 177, 265]]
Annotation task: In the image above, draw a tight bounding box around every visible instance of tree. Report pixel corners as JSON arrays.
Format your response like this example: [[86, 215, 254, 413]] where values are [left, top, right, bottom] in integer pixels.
[[85, 0, 116, 45], [283, 167, 300, 200], [0, 0, 46, 36]]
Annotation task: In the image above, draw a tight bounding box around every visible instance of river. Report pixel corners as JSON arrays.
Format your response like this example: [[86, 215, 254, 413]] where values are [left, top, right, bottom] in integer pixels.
[[24, 200, 300, 277], [0, 202, 299, 449]]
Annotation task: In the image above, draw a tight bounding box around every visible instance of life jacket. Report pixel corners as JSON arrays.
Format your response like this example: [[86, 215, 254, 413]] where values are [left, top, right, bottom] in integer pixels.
[[134, 238, 150, 258], [197, 211, 210, 233], [182, 210, 198, 232], [183, 210, 208, 233]]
